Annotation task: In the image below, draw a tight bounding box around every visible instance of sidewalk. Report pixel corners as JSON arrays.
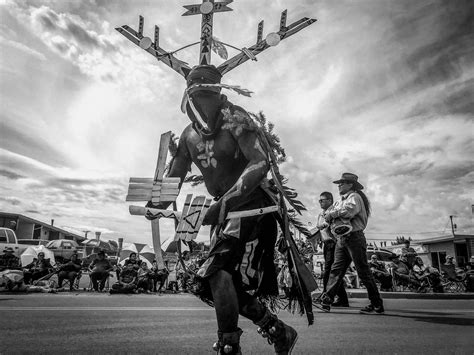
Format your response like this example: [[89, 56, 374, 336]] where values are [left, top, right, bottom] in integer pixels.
[[345, 288, 474, 300], [78, 274, 473, 299]]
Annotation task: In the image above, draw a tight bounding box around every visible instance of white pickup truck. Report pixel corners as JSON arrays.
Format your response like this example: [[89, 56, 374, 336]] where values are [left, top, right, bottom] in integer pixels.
[[0, 228, 28, 257]]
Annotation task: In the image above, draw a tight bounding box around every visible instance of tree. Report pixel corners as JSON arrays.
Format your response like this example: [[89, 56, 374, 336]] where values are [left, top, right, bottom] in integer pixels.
[[393, 236, 412, 245]]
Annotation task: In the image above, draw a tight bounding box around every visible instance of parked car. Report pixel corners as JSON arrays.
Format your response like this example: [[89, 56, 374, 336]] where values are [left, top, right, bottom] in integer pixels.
[[0, 227, 28, 257], [45, 239, 83, 263], [17, 239, 49, 246]]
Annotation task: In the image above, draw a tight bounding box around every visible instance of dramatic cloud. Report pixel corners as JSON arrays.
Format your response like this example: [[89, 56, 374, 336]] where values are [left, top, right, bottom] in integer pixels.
[[0, 0, 473, 245]]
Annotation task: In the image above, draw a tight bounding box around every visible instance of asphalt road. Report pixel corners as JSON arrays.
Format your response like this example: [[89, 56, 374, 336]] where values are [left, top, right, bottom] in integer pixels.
[[0, 293, 473, 354]]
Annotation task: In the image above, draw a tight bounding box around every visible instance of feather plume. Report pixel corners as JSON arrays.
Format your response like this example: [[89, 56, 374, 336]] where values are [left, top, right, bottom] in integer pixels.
[[211, 36, 228, 60], [184, 175, 205, 186]]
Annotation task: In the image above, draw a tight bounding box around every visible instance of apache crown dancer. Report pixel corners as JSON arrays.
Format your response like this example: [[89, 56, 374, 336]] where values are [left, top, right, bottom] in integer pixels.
[[117, 3, 317, 353], [148, 65, 298, 354]]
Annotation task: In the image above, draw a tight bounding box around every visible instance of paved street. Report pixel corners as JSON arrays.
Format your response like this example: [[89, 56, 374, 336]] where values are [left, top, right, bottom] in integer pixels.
[[0, 293, 473, 354]]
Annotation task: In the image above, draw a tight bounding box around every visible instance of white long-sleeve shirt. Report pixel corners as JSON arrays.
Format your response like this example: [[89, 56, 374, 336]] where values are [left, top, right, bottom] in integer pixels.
[[316, 205, 336, 242], [326, 191, 368, 232]]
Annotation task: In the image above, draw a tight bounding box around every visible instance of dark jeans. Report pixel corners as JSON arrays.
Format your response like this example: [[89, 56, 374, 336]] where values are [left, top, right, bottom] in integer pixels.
[[90, 271, 109, 291], [323, 240, 348, 304], [110, 282, 136, 294], [324, 231, 383, 307], [371, 269, 393, 290], [137, 278, 151, 291], [58, 271, 79, 289]]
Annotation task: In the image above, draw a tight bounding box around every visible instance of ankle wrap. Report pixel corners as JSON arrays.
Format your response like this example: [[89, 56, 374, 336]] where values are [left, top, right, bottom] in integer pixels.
[[254, 309, 283, 345], [254, 308, 277, 329], [213, 328, 243, 354]]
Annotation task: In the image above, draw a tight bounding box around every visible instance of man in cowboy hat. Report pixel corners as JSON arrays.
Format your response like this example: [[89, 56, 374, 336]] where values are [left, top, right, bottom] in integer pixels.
[[315, 172, 384, 315]]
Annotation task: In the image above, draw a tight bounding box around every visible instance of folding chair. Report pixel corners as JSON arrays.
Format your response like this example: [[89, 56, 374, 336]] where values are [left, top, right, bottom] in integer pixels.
[[61, 271, 82, 291], [441, 265, 466, 292], [391, 270, 415, 292], [87, 272, 112, 291]]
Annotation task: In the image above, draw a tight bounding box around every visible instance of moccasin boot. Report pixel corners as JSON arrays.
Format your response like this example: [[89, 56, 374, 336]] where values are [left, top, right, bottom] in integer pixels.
[[254, 309, 298, 355]]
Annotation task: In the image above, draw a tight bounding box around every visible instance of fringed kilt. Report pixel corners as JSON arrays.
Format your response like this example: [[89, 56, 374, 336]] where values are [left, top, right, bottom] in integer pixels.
[[193, 188, 279, 304]]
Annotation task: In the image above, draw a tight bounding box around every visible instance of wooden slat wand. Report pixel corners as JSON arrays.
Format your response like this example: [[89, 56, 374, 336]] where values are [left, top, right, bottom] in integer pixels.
[[126, 132, 178, 270]]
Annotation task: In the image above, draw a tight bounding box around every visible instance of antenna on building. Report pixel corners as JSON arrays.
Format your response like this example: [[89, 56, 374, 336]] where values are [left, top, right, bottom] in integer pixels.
[[449, 215, 457, 236]]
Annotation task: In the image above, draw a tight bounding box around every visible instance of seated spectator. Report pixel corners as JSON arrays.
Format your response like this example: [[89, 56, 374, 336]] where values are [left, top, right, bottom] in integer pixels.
[[137, 261, 152, 293], [444, 255, 455, 267], [344, 264, 358, 289], [176, 252, 192, 292], [58, 253, 82, 291], [124, 252, 141, 270], [116, 252, 140, 279], [110, 264, 137, 294], [166, 262, 179, 293], [369, 255, 393, 291], [277, 260, 292, 298], [442, 256, 464, 280], [0, 269, 26, 291], [150, 260, 169, 293], [89, 250, 113, 292], [412, 257, 443, 293], [388, 254, 418, 288], [0, 247, 21, 271], [23, 252, 53, 285], [466, 256, 474, 271], [196, 253, 207, 268], [400, 240, 417, 269], [465, 256, 474, 292]]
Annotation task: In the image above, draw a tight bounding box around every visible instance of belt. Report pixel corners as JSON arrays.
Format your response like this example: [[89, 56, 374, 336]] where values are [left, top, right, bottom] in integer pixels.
[[339, 230, 364, 238]]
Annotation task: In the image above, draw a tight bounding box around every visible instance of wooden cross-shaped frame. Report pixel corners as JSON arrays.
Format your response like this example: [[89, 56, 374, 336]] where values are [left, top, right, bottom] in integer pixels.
[[182, 0, 233, 65], [127, 131, 212, 268], [126, 131, 179, 269], [115, 1, 316, 76]]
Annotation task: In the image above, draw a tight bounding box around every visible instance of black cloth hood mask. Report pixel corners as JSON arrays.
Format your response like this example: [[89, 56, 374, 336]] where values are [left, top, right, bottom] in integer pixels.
[[184, 65, 227, 139]]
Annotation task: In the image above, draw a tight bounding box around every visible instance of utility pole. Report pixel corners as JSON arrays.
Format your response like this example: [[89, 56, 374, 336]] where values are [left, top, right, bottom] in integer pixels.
[[449, 215, 457, 236]]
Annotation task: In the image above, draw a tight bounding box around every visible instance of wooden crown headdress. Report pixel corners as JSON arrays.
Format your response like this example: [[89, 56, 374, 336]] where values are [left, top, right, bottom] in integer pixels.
[[116, 0, 316, 78]]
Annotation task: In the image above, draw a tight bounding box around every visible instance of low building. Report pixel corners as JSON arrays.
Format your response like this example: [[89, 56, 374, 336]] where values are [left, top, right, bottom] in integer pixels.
[[416, 234, 473, 269], [0, 212, 85, 243], [385, 234, 473, 269]]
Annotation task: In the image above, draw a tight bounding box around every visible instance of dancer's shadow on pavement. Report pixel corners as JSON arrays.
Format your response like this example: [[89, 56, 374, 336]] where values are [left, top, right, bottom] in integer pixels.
[[378, 309, 474, 326]]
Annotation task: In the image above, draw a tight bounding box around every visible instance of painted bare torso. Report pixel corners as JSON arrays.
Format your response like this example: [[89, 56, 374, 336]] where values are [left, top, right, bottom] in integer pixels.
[[168, 100, 268, 224], [183, 124, 248, 198]]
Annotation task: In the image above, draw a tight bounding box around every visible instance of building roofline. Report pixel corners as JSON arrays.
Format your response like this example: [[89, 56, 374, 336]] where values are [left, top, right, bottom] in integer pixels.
[[414, 234, 474, 244], [0, 211, 85, 240]]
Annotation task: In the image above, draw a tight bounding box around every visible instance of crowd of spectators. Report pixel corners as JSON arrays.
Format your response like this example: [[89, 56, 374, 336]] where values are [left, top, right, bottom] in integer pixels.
[[1, 239, 473, 295], [0, 246, 207, 294], [284, 236, 473, 295]]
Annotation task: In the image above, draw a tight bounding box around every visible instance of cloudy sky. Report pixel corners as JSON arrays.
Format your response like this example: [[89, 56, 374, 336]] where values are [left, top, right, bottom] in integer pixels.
[[0, 0, 473, 246]]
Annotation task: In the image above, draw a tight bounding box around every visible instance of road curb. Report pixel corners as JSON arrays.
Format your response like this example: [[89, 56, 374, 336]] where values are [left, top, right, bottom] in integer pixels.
[[347, 291, 474, 300]]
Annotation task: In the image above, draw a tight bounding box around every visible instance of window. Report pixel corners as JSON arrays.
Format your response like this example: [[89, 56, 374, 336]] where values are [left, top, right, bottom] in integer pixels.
[[63, 242, 73, 249], [49, 231, 59, 240], [33, 224, 42, 239], [0, 230, 7, 243], [431, 252, 446, 270], [46, 241, 57, 249], [6, 230, 16, 243]]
